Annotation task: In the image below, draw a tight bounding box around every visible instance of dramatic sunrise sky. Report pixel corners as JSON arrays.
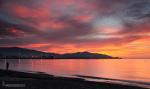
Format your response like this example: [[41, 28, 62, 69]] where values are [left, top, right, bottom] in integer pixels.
[[0, 0, 150, 58]]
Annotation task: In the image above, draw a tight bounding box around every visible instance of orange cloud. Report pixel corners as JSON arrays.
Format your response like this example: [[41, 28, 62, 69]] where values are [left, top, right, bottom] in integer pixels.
[[11, 5, 30, 18], [75, 15, 94, 23], [49, 21, 68, 30], [21, 43, 49, 48]]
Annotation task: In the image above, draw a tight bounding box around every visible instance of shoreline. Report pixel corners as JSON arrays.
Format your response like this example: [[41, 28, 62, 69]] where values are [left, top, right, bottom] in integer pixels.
[[0, 69, 149, 89], [75, 75, 150, 89]]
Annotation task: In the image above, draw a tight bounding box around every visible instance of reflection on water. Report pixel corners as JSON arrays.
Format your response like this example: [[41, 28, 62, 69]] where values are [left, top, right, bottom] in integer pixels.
[[0, 59, 150, 83]]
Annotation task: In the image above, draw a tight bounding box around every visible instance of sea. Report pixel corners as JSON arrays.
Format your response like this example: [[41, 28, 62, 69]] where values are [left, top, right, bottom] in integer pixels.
[[0, 59, 150, 88]]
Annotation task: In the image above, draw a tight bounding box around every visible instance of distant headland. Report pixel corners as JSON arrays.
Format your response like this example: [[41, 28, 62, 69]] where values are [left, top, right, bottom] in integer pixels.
[[0, 47, 121, 59]]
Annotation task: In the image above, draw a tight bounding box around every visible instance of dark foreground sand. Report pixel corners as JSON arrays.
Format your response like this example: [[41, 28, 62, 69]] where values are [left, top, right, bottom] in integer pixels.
[[0, 69, 149, 89]]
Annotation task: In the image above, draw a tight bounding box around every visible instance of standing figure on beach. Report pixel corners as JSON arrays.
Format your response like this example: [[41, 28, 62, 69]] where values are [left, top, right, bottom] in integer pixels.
[[6, 62, 9, 70]]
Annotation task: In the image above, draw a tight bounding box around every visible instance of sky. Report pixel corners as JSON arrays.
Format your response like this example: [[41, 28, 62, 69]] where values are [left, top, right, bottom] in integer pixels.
[[0, 0, 150, 58]]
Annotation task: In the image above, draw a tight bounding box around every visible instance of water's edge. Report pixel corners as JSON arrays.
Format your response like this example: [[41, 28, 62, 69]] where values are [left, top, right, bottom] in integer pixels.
[[12, 69, 150, 89], [75, 75, 150, 89]]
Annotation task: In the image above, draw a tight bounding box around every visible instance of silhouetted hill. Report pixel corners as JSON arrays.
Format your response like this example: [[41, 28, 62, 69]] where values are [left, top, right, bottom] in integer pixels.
[[0, 47, 120, 59], [0, 47, 56, 59], [58, 52, 116, 59]]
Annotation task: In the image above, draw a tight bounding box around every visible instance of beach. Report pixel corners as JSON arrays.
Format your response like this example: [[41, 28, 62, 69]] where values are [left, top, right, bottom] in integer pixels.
[[0, 69, 149, 89]]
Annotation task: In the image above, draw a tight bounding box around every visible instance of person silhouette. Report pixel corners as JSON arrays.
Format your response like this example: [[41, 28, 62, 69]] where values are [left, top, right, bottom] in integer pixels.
[[6, 62, 9, 70]]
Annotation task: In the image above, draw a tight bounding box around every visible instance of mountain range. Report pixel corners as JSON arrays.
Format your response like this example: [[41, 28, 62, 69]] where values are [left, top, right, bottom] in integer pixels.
[[0, 47, 121, 59]]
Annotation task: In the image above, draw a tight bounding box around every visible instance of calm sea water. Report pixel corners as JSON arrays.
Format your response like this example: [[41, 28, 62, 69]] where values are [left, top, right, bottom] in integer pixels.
[[0, 59, 150, 86]]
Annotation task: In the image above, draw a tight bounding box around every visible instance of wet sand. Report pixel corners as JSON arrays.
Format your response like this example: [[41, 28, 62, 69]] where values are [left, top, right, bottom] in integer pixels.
[[0, 69, 149, 89]]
